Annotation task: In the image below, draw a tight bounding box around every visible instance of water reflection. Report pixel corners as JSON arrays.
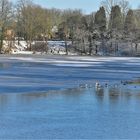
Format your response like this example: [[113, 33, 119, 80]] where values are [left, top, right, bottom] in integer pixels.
[[0, 88, 86, 109], [0, 84, 140, 109], [95, 87, 104, 97], [0, 85, 140, 139], [94, 84, 140, 101], [0, 63, 11, 69], [0, 94, 9, 107], [20, 88, 84, 98]]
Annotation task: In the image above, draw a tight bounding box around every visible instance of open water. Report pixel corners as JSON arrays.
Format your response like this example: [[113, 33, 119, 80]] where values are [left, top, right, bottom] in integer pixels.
[[0, 55, 140, 139]]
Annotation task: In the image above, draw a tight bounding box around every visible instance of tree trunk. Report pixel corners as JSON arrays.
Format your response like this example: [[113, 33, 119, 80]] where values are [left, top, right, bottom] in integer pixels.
[[65, 36, 68, 55], [82, 38, 86, 54], [45, 37, 48, 53], [135, 43, 138, 52], [88, 36, 92, 55], [0, 27, 4, 54], [95, 45, 98, 55]]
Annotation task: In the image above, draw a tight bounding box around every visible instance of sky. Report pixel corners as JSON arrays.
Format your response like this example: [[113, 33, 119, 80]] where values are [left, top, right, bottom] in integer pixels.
[[33, 0, 101, 14], [11, 0, 140, 14]]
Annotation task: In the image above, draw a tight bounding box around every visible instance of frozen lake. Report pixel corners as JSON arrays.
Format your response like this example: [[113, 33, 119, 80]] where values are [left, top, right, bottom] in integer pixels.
[[0, 55, 140, 139]]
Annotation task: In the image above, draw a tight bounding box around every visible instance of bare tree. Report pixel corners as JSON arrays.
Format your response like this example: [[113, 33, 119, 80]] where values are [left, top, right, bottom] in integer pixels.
[[119, 0, 129, 26], [0, 0, 12, 53], [101, 0, 119, 18], [101, 0, 129, 23]]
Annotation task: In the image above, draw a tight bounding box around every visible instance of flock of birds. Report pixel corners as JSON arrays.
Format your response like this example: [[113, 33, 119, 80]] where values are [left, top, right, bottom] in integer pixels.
[[79, 80, 136, 90]]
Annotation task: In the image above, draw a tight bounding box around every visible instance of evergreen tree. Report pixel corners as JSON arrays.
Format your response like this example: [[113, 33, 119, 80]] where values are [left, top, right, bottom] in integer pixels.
[[109, 5, 123, 31], [94, 7, 106, 32], [124, 9, 135, 33]]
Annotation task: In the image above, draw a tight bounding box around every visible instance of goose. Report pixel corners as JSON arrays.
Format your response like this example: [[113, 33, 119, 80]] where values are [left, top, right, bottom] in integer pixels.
[[95, 82, 101, 89]]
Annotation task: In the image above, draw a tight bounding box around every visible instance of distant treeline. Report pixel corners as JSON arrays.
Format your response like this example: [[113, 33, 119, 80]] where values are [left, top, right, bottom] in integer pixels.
[[0, 0, 140, 55]]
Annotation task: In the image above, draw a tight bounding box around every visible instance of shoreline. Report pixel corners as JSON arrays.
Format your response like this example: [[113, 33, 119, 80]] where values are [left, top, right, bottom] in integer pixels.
[[0, 53, 139, 58]]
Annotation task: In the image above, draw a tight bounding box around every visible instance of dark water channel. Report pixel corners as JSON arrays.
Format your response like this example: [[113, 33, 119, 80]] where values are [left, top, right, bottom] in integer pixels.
[[0, 56, 140, 139]]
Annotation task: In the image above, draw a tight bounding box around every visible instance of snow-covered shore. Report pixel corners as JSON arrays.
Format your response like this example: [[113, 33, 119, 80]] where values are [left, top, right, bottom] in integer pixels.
[[2, 40, 75, 55], [2, 40, 140, 56]]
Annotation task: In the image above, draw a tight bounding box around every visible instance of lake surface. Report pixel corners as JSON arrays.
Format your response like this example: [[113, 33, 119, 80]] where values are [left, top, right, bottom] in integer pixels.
[[0, 55, 140, 139]]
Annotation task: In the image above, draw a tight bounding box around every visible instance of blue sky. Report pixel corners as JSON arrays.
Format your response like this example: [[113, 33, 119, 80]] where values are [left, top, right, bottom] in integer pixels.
[[34, 0, 101, 13], [12, 0, 140, 14]]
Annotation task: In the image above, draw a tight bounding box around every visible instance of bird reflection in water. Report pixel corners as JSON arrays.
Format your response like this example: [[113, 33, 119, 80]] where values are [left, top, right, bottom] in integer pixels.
[[94, 81, 140, 100], [95, 82, 104, 97]]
